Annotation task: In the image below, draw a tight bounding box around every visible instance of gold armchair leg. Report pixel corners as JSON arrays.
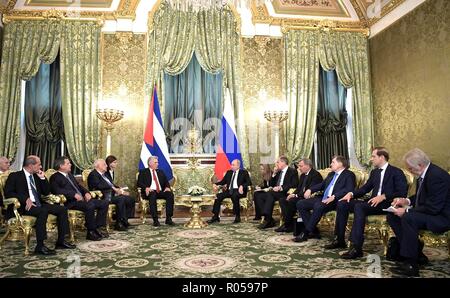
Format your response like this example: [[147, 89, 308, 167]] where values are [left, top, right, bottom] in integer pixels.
[[141, 201, 148, 224], [69, 218, 76, 244], [24, 226, 32, 256], [0, 227, 11, 249], [107, 206, 114, 233], [379, 226, 390, 256]]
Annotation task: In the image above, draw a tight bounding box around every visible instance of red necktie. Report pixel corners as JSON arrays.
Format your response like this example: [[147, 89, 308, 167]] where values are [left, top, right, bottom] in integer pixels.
[[152, 169, 161, 192]]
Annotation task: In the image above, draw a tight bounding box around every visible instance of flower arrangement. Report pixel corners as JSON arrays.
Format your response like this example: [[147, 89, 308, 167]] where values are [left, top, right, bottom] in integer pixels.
[[188, 186, 206, 196]]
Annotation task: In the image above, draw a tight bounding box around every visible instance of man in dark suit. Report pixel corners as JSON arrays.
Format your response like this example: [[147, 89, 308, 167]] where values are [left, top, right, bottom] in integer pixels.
[[295, 155, 355, 242], [277, 158, 323, 233], [4, 155, 74, 255], [388, 148, 450, 277], [258, 156, 299, 229], [329, 147, 408, 259], [207, 159, 252, 224], [50, 156, 109, 241], [137, 156, 175, 227], [88, 159, 135, 231]]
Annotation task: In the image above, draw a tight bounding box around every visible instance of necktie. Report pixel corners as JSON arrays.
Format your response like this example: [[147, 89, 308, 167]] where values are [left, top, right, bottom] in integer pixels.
[[101, 173, 114, 187], [276, 171, 283, 186], [323, 173, 338, 201], [371, 168, 383, 198], [66, 174, 82, 196], [300, 174, 308, 193], [152, 170, 161, 192], [230, 171, 237, 189], [29, 175, 41, 207], [415, 177, 424, 207]]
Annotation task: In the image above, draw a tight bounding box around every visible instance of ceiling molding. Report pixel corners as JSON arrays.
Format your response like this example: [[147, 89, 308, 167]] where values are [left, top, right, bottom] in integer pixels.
[[3, 0, 139, 21], [251, 1, 368, 32], [367, 0, 407, 26], [369, 0, 426, 38]]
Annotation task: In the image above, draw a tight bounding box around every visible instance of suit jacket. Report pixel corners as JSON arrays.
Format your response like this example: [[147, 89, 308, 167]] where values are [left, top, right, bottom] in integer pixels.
[[409, 163, 450, 219], [353, 164, 408, 202], [310, 169, 356, 200], [137, 168, 171, 196], [4, 170, 50, 214], [269, 167, 300, 195], [216, 169, 252, 195], [87, 169, 116, 199], [50, 172, 88, 204], [294, 168, 324, 198]]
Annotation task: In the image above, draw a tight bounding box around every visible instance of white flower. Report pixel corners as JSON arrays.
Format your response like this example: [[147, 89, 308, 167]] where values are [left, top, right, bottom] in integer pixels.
[[188, 185, 206, 195]]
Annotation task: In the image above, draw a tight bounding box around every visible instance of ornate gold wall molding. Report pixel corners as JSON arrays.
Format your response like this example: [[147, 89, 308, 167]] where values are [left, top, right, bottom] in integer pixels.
[[281, 18, 369, 35], [2, 0, 139, 22]]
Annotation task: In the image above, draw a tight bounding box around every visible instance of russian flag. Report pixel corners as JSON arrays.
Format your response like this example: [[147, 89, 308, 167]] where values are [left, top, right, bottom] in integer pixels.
[[214, 90, 244, 180], [139, 87, 173, 181]]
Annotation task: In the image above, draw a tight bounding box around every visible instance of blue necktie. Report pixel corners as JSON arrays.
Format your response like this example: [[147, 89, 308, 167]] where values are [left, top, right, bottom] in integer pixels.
[[29, 175, 41, 207], [323, 173, 338, 201]]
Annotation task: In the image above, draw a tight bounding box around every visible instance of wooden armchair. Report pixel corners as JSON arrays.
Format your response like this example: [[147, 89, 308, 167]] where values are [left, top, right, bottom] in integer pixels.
[[0, 171, 66, 255]]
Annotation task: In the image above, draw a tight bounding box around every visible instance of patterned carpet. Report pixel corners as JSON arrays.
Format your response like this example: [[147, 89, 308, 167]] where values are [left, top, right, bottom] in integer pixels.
[[1, 218, 449, 278]]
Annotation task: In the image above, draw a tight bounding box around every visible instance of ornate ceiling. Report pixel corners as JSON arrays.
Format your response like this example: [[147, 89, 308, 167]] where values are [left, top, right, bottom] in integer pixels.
[[0, 0, 424, 36]]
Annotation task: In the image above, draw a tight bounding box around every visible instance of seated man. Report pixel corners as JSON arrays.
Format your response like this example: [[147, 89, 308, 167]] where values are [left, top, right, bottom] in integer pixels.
[[4, 155, 75, 255], [330, 147, 408, 259], [50, 156, 109, 241], [295, 155, 355, 242], [207, 159, 252, 224], [388, 148, 450, 277], [277, 158, 323, 233], [258, 156, 299, 229], [88, 159, 135, 231], [137, 156, 175, 227]]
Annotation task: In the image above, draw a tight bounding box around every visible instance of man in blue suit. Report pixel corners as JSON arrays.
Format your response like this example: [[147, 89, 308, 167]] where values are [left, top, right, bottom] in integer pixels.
[[328, 147, 408, 259], [295, 155, 355, 242], [388, 148, 450, 277]]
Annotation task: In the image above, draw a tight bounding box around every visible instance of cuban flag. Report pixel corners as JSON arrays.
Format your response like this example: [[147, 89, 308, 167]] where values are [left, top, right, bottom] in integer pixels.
[[139, 87, 173, 181], [214, 90, 244, 180]]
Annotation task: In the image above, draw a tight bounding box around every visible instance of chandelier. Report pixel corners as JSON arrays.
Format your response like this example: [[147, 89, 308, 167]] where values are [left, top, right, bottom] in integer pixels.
[[167, 0, 268, 12]]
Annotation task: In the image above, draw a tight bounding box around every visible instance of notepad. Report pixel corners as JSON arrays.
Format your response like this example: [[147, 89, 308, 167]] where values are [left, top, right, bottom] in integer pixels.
[[382, 206, 397, 213]]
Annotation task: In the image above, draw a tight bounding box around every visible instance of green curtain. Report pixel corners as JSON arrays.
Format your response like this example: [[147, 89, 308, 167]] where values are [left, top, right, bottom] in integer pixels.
[[25, 54, 64, 170], [284, 30, 320, 162], [60, 21, 101, 170], [164, 54, 222, 154], [314, 66, 348, 169], [0, 20, 61, 160], [0, 20, 101, 169], [284, 30, 373, 166], [147, 1, 248, 165]]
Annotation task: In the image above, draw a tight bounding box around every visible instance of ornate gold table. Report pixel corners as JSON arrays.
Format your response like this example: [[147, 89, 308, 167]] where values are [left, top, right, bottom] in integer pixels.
[[175, 194, 215, 229]]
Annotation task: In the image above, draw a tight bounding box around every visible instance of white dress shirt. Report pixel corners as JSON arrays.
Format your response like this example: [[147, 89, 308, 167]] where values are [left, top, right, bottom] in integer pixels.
[[23, 169, 37, 203], [231, 170, 239, 189], [377, 162, 389, 196], [150, 169, 161, 191]]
